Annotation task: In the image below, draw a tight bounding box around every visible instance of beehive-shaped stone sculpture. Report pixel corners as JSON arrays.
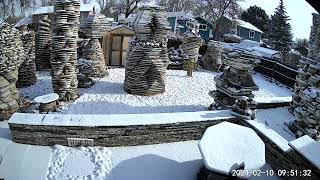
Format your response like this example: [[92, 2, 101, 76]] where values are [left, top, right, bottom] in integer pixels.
[[50, 0, 80, 101], [124, 5, 170, 96], [202, 40, 223, 71], [0, 23, 24, 119], [17, 29, 37, 87], [35, 15, 52, 70]]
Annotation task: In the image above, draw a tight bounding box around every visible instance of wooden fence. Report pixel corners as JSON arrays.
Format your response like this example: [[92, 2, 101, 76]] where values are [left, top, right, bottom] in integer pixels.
[[254, 58, 299, 88]]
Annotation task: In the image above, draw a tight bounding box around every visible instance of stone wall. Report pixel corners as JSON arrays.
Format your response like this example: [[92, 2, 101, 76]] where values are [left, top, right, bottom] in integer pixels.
[[9, 118, 238, 147]]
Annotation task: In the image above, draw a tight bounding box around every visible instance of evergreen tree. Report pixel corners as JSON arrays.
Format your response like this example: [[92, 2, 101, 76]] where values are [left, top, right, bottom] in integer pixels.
[[240, 5, 271, 38], [269, 0, 293, 56]]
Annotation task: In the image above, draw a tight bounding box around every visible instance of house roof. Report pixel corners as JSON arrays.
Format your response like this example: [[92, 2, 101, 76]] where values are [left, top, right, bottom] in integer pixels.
[[166, 11, 194, 21], [33, 4, 94, 15], [237, 20, 263, 33]]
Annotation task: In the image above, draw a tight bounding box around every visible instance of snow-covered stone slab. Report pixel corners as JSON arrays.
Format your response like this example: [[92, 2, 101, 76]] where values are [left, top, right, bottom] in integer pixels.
[[34, 93, 59, 104], [247, 120, 291, 152], [289, 135, 320, 169], [254, 96, 292, 104], [9, 110, 234, 127], [198, 122, 265, 179]]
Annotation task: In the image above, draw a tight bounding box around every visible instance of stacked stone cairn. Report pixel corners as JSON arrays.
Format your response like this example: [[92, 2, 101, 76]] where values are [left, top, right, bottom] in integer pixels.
[[202, 40, 223, 71], [124, 5, 170, 96], [167, 47, 188, 69], [35, 15, 52, 70], [77, 58, 94, 88], [209, 44, 260, 110], [0, 23, 24, 119], [81, 14, 110, 77], [290, 13, 320, 141], [16, 29, 37, 87], [181, 31, 202, 72], [50, 0, 80, 101]]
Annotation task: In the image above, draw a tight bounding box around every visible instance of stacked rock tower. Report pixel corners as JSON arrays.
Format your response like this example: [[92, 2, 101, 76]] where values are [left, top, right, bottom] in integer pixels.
[[0, 23, 24, 119], [17, 29, 37, 87], [35, 15, 52, 70], [124, 5, 170, 96], [181, 32, 202, 71], [82, 14, 110, 77], [202, 40, 223, 71], [291, 13, 320, 141], [50, 0, 80, 100], [209, 44, 260, 109]]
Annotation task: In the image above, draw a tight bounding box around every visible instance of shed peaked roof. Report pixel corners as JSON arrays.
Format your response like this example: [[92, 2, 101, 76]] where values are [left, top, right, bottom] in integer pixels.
[[237, 20, 263, 33]]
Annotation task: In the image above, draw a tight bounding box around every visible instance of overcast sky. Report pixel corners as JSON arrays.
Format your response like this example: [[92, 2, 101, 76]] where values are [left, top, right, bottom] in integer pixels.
[[239, 0, 317, 40]]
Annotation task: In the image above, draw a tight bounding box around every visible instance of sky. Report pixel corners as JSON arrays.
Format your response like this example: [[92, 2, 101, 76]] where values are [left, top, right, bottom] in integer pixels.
[[239, 0, 317, 40]]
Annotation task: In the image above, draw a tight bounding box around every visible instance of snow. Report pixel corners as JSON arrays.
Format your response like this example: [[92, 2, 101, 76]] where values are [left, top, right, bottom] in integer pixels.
[[289, 135, 320, 169], [198, 122, 265, 179], [34, 93, 59, 104], [237, 20, 263, 33], [251, 46, 281, 59], [246, 120, 292, 152], [9, 110, 234, 126], [254, 96, 292, 104], [255, 107, 296, 141], [47, 146, 112, 180]]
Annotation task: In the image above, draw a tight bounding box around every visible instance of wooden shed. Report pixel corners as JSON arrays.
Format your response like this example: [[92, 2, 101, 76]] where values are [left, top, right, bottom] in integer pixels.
[[102, 25, 135, 66]]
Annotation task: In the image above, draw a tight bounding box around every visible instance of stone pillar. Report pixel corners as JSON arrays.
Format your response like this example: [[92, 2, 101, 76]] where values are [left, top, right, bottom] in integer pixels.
[[17, 28, 37, 87], [50, 0, 80, 101], [0, 23, 24, 119], [181, 33, 202, 73], [35, 15, 52, 70], [124, 5, 170, 96]]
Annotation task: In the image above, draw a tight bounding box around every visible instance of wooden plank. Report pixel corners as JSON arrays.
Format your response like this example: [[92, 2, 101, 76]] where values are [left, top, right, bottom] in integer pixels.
[[111, 51, 121, 66], [112, 36, 122, 50]]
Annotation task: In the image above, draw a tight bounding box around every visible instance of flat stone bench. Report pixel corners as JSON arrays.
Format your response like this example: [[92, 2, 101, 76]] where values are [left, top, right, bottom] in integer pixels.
[[8, 110, 238, 147], [254, 96, 292, 109]]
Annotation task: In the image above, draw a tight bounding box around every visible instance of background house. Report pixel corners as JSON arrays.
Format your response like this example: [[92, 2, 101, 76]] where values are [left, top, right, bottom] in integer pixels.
[[237, 20, 263, 42]]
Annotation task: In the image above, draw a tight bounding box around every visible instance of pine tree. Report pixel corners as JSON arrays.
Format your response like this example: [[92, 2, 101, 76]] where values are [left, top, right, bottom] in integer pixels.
[[269, 0, 293, 57]]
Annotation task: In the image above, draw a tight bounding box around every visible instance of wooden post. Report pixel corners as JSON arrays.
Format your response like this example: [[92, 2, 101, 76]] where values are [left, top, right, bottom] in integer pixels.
[[187, 59, 195, 77]]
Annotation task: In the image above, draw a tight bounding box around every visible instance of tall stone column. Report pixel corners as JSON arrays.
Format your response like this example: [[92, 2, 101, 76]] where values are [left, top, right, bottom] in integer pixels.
[[51, 0, 80, 101], [0, 23, 24, 119], [17, 28, 37, 87], [35, 15, 52, 70], [124, 6, 170, 96]]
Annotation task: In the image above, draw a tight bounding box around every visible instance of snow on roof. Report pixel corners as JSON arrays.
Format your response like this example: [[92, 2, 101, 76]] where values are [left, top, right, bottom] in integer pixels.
[[14, 17, 32, 27], [33, 4, 94, 15], [237, 20, 263, 33], [167, 11, 194, 21], [251, 46, 281, 59]]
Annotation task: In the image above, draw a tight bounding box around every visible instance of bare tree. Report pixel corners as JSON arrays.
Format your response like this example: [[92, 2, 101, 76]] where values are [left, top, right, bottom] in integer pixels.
[[155, 0, 196, 13]]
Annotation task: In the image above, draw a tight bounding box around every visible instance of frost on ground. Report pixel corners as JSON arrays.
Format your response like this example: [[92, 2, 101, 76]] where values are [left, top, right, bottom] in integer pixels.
[[47, 145, 112, 180]]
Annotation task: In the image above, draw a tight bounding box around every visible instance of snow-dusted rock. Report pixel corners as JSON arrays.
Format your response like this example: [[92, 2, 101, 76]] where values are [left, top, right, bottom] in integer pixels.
[[198, 122, 265, 179], [34, 93, 59, 104]]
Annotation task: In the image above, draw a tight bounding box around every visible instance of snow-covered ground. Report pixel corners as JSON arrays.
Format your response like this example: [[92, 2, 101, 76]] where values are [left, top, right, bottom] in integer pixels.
[[19, 68, 292, 115]]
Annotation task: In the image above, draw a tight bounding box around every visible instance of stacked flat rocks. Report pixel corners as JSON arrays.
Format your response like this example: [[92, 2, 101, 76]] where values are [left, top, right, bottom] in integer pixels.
[[209, 44, 260, 109], [82, 14, 112, 38], [81, 14, 108, 77], [167, 47, 188, 69], [17, 30, 37, 87], [35, 15, 52, 70], [77, 58, 94, 88], [291, 13, 320, 141], [50, 0, 80, 101], [181, 32, 202, 70], [124, 5, 170, 96], [202, 40, 222, 71], [291, 57, 320, 140], [0, 23, 24, 118]]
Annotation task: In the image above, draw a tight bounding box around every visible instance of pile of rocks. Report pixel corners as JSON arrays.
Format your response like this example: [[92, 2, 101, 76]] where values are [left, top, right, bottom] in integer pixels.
[[223, 34, 242, 43], [124, 5, 170, 96], [82, 38, 107, 77], [181, 32, 202, 71], [81, 14, 108, 77], [209, 44, 260, 109], [50, 0, 80, 101], [291, 57, 320, 140], [167, 47, 188, 69], [35, 15, 52, 70], [290, 13, 320, 141], [16, 30, 37, 87], [0, 23, 24, 119], [202, 40, 223, 71], [77, 58, 94, 88]]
